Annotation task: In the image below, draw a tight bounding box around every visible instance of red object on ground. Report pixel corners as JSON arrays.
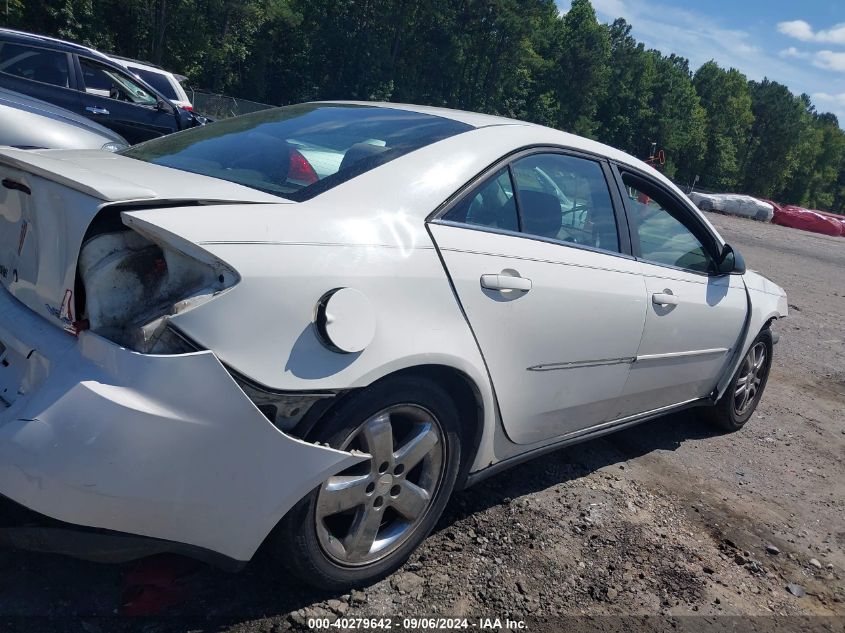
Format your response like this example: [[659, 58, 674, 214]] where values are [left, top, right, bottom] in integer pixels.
[[120, 554, 201, 616], [772, 205, 843, 237], [813, 208, 845, 233]]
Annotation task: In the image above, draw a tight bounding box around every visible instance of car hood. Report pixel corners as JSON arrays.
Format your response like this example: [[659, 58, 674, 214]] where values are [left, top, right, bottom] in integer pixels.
[[0, 88, 128, 145]]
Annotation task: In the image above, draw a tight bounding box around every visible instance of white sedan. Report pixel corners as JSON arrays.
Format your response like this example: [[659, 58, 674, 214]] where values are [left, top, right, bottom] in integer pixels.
[[0, 102, 786, 589]]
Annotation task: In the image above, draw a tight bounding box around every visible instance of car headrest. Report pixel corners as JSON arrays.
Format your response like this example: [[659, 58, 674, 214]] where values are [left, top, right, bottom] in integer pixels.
[[339, 142, 388, 172], [519, 190, 561, 238]]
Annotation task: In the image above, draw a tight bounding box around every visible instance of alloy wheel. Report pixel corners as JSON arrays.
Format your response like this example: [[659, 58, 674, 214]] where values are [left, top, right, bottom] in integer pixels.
[[315, 404, 445, 566], [734, 342, 767, 416]]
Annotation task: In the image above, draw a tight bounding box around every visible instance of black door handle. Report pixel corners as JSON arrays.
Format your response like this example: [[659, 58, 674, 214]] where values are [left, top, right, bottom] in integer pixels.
[[2, 178, 31, 195]]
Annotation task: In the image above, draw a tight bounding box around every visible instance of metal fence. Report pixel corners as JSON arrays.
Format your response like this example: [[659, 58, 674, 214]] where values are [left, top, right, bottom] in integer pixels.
[[188, 90, 274, 120]]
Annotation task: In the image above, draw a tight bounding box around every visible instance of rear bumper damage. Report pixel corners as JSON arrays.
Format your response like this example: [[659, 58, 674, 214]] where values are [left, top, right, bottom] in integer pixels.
[[0, 285, 364, 564]]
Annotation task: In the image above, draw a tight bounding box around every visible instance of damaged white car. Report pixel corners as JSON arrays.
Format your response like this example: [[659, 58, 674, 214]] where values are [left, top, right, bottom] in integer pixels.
[[0, 102, 787, 589]]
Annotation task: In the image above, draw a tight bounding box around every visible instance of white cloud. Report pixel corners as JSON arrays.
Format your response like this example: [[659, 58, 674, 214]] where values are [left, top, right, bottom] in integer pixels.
[[591, 0, 627, 16], [779, 46, 810, 60], [777, 20, 815, 42], [588, 0, 763, 70], [777, 20, 845, 45], [813, 50, 845, 73], [812, 92, 845, 105]]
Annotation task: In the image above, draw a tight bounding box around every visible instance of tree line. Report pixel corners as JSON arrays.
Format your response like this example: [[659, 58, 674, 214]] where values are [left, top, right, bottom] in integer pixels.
[[8, 0, 845, 213]]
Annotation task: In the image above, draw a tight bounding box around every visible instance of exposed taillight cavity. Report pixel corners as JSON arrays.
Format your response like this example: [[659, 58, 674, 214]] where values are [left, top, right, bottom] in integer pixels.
[[77, 224, 237, 353], [288, 149, 318, 185]]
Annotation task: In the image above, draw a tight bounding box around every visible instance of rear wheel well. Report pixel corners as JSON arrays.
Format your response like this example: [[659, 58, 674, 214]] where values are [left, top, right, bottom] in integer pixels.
[[296, 365, 484, 490]]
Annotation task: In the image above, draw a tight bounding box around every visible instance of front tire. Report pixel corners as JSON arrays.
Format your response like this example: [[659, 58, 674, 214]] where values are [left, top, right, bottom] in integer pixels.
[[272, 375, 461, 590], [702, 329, 773, 432]]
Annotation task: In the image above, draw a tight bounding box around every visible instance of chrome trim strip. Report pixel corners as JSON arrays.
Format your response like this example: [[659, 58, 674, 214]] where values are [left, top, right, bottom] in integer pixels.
[[527, 357, 635, 371], [635, 348, 729, 362]]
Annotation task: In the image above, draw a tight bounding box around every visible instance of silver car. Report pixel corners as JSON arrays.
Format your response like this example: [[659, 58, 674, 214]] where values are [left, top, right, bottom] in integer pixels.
[[0, 87, 128, 151]]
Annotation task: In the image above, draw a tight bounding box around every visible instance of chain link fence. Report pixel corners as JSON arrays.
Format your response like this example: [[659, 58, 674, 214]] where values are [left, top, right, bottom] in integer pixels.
[[188, 90, 274, 120]]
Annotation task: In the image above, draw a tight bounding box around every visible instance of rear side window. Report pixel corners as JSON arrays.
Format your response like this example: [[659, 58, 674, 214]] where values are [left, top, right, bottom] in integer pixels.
[[132, 67, 178, 100], [0, 42, 71, 87], [123, 104, 472, 201], [511, 153, 620, 252]]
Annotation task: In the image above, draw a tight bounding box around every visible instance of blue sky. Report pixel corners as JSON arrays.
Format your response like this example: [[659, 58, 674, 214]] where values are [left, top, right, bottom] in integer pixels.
[[556, 0, 845, 123]]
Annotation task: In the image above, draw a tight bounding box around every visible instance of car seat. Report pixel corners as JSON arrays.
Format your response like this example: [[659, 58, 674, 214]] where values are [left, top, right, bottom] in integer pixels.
[[519, 190, 562, 238]]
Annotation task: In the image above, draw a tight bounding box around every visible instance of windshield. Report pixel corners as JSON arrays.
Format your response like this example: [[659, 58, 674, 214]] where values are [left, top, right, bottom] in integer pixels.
[[121, 104, 472, 201]]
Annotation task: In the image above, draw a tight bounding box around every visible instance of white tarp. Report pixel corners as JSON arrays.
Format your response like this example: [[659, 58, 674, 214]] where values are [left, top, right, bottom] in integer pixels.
[[689, 192, 774, 222]]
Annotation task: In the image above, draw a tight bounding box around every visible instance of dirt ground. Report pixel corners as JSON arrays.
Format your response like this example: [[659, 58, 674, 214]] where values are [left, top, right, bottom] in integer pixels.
[[0, 213, 843, 632]]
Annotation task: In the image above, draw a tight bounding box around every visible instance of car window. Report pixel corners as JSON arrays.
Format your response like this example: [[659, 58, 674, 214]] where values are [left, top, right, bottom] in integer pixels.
[[442, 168, 518, 232], [511, 153, 620, 252], [132, 67, 178, 100], [122, 104, 471, 201], [79, 57, 158, 106], [622, 174, 714, 273], [0, 42, 70, 87]]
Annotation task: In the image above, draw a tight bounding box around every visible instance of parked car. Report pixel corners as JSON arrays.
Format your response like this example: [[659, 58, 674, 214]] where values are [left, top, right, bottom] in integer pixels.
[[0, 28, 200, 144], [110, 55, 193, 111], [0, 86, 127, 151], [0, 102, 786, 590]]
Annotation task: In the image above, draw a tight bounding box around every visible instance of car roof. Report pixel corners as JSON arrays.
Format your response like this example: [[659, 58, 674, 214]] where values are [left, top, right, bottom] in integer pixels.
[[321, 101, 658, 173], [0, 28, 113, 63], [319, 101, 531, 129]]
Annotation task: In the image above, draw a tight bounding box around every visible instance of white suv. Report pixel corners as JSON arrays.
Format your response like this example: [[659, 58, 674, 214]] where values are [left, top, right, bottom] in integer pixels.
[[110, 55, 193, 111]]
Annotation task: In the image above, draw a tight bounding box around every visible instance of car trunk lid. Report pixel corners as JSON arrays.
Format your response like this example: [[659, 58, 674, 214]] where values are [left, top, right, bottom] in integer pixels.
[[0, 148, 288, 331]]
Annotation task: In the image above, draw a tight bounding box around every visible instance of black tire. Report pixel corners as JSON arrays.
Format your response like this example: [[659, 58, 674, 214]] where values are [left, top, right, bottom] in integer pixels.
[[702, 329, 773, 432], [271, 375, 461, 591]]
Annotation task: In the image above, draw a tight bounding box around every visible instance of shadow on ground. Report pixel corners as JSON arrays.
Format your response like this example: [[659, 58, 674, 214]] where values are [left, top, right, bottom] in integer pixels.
[[0, 409, 719, 625]]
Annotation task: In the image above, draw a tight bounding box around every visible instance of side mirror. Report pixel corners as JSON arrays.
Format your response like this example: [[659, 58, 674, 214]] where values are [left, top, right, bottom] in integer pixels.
[[156, 98, 171, 112], [716, 243, 745, 275]]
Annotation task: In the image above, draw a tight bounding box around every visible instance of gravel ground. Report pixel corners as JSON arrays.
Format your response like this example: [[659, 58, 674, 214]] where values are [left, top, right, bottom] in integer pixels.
[[0, 213, 843, 632]]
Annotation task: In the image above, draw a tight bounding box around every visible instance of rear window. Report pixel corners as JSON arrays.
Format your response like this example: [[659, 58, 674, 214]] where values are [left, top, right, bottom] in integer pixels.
[[132, 67, 178, 100], [121, 104, 472, 201]]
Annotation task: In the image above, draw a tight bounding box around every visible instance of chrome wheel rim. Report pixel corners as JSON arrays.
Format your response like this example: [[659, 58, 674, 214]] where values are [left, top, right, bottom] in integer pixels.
[[315, 404, 445, 566], [734, 342, 767, 415]]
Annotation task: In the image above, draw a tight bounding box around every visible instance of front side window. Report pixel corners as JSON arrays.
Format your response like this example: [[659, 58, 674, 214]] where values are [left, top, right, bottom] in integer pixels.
[[511, 153, 620, 252], [80, 57, 158, 106], [622, 174, 714, 273], [442, 168, 518, 232], [122, 104, 471, 201], [0, 42, 70, 87]]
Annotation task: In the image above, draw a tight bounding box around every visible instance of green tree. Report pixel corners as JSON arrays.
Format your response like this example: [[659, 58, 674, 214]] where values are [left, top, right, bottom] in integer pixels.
[[741, 79, 806, 198], [596, 18, 656, 156], [546, 0, 610, 137], [646, 53, 706, 182], [693, 61, 754, 190]]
